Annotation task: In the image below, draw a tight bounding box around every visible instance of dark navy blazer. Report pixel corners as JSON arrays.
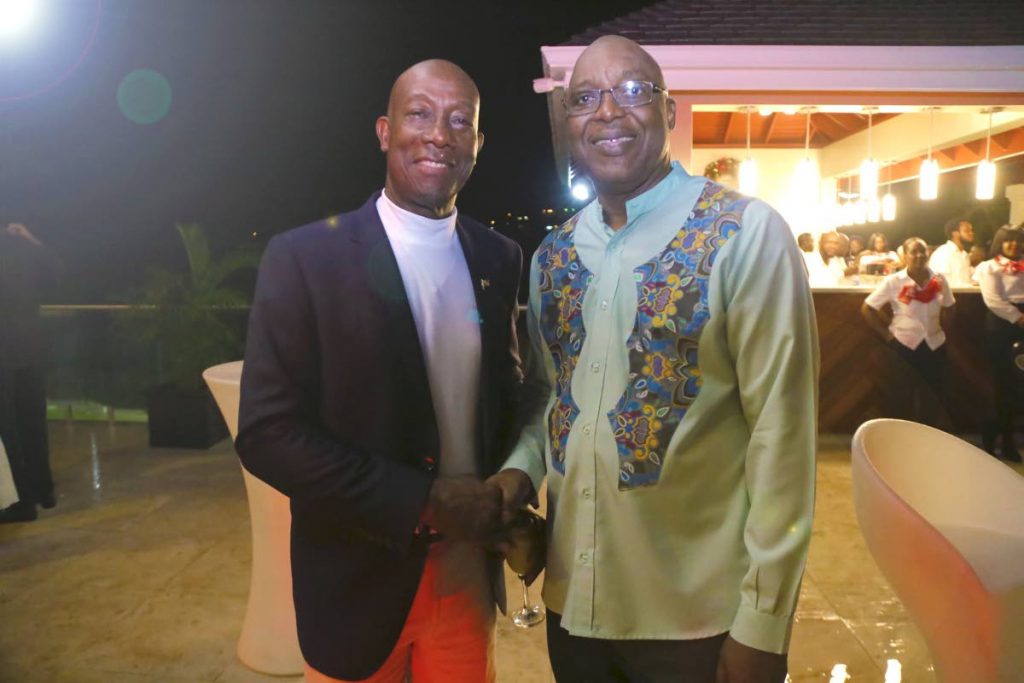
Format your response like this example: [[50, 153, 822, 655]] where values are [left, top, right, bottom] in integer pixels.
[[236, 193, 523, 680]]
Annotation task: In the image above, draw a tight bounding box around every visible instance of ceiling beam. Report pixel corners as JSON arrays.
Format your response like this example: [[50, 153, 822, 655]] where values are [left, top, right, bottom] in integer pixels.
[[762, 114, 780, 145], [723, 112, 747, 145], [821, 113, 854, 132], [810, 114, 849, 141]]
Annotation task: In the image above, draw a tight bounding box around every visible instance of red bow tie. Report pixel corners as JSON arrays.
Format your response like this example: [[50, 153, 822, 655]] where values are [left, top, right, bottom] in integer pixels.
[[999, 257, 1024, 274], [897, 277, 942, 305]]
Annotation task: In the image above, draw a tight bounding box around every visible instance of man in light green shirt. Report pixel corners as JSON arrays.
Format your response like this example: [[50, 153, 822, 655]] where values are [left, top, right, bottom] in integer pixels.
[[489, 36, 818, 682]]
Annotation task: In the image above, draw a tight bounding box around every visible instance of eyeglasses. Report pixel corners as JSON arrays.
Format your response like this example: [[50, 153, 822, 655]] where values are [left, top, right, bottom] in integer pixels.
[[564, 80, 666, 117]]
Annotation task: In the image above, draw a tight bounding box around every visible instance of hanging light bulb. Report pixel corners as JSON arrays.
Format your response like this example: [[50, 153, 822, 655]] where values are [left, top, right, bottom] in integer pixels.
[[919, 107, 940, 200], [867, 196, 881, 223], [854, 199, 868, 225], [976, 107, 1001, 200], [838, 177, 855, 227], [739, 106, 758, 195], [794, 106, 820, 198], [859, 107, 879, 201], [881, 193, 896, 221], [977, 160, 996, 200], [881, 161, 896, 221]]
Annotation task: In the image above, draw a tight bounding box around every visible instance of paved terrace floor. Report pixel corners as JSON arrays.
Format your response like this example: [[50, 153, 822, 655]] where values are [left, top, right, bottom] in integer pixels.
[[2, 424, 1019, 682]]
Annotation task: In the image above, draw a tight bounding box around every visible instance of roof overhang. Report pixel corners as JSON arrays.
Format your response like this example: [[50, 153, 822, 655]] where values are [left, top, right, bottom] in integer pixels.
[[539, 45, 1024, 93], [538, 44, 1024, 185]]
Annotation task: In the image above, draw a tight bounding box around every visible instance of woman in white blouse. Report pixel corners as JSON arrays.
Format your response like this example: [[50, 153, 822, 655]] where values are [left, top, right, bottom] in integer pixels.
[[975, 224, 1024, 461], [861, 237, 955, 426], [857, 232, 901, 275]]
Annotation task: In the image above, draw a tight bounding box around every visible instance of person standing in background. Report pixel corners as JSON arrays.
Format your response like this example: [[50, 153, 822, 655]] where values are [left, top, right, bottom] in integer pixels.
[[0, 223, 62, 524], [857, 232, 900, 276], [807, 231, 856, 286], [974, 224, 1024, 462], [928, 217, 975, 286], [861, 237, 955, 429], [846, 233, 865, 264]]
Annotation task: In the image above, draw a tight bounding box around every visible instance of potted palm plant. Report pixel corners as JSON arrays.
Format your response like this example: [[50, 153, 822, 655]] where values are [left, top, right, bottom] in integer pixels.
[[129, 223, 261, 448]]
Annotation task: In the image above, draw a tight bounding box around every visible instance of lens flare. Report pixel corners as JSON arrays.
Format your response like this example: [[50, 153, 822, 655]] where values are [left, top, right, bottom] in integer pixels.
[[117, 69, 173, 125], [0, 0, 36, 37]]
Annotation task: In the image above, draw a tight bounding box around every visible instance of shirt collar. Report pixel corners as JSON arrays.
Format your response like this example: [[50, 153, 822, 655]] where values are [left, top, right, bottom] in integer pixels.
[[895, 268, 936, 285], [585, 161, 692, 236], [378, 189, 457, 246]]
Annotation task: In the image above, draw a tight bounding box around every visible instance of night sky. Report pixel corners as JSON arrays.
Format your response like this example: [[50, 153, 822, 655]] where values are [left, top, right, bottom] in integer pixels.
[[1, 0, 655, 303]]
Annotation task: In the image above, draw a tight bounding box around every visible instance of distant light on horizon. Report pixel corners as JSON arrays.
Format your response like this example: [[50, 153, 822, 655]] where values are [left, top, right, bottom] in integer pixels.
[[0, 0, 37, 38], [571, 180, 591, 202]]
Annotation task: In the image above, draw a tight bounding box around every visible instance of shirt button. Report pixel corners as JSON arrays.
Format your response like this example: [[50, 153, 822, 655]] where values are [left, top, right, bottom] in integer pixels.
[[578, 552, 590, 565], [600, 300, 609, 310], [582, 424, 592, 435], [581, 487, 592, 499], [590, 361, 601, 373]]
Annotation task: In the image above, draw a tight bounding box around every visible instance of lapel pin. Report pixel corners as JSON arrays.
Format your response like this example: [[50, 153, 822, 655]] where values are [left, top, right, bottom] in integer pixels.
[[480, 278, 490, 290]]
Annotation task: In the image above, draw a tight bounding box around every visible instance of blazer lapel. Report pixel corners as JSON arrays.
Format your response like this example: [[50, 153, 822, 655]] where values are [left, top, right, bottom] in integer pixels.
[[456, 219, 498, 468]]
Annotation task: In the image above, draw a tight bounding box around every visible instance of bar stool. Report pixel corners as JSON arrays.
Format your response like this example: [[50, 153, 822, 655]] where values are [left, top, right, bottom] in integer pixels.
[[852, 418, 1024, 682], [203, 361, 303, 675]]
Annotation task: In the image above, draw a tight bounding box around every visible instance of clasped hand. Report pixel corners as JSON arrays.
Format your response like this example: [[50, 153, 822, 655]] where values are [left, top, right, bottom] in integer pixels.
[[422, 469, 542, 580]]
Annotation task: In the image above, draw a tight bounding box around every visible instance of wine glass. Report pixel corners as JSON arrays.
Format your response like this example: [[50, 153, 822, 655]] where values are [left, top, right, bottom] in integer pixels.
[[505, 510, 545, 628]]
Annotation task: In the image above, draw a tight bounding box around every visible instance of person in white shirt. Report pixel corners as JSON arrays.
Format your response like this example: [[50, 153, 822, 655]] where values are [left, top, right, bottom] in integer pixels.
[[928, 218, 975, 286], [862, 237, 955, 427], [857, 232, 900, 275], [797, 232, 822, 276], [807, 231, 856, 287], [974, 224, 1024, 462]]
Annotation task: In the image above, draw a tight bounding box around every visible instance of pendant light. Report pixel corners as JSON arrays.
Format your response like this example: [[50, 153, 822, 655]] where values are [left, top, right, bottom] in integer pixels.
[[976, 107, 1002, 200], [794, 106, 819, 198], [738, 106, 758, 195], [839, 177, 855, 227], [867, 195, 881, 223], [919, 107, 939, 200], [881, 162, 896, 221], [859, 107, 879, 201]]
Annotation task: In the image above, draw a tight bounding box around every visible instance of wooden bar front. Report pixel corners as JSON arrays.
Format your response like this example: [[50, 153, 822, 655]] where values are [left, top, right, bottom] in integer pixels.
[[814, 288, 993, 434]]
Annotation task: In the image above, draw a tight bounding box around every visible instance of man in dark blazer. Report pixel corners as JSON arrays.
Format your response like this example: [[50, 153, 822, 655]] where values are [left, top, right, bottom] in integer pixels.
[[236, 59, 522, 682]]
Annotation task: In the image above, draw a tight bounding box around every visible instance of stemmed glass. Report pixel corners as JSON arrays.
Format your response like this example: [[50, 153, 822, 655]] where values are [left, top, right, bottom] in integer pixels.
[[505, 509, 546, 628]]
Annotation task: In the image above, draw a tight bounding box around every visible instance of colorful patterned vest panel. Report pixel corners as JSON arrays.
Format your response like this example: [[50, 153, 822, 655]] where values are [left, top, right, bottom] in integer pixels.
[[537, 183, 751, 489]]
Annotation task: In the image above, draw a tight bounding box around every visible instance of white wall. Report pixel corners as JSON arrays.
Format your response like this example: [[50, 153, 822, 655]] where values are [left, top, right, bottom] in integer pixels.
[[688, 148, 826, 236], [820, 110, 1024, 178]]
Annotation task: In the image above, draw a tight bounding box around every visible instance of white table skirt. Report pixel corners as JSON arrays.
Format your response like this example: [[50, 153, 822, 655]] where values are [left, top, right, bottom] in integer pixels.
[[0, 436, 18, 509]]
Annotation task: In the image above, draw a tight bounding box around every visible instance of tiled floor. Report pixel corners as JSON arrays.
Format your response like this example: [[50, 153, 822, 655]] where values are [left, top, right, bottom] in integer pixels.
[[1, 425, 1018, 682]]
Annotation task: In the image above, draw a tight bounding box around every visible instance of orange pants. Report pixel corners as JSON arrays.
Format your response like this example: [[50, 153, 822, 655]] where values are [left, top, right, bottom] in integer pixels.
[[305, 546, 496, 683]]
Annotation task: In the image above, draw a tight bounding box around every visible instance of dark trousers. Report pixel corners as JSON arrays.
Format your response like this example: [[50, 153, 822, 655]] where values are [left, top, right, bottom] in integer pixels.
[[546, 611, 729, 683], [984, 309, 1024, 439], [886, 339, 949, 429], [0, 364, 53, 506]]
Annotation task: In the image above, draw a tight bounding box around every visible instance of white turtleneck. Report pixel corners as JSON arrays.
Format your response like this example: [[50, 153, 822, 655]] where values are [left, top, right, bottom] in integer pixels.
[[376, 190, 481, 480]]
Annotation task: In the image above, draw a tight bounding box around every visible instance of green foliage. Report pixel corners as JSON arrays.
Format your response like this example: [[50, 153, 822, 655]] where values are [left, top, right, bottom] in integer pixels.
[[125, 223, 261, 388]]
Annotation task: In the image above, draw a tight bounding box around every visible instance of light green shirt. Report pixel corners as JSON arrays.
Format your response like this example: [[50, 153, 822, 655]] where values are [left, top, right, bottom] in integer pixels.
[[504, 162, 818, 654]]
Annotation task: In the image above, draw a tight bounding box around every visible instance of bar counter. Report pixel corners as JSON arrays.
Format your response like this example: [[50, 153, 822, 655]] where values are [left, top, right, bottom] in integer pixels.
[[813, 286, 992, 433]]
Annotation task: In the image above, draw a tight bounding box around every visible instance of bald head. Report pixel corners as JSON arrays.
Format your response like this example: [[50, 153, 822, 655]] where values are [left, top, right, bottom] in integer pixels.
[[375, 59, 484, 219], [387, 59, 479, 118], [569, 35, 666, 92]]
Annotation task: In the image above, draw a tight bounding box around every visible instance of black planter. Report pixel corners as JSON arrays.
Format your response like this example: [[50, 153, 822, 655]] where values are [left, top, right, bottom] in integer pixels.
[[146, 382, 229, 449]]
